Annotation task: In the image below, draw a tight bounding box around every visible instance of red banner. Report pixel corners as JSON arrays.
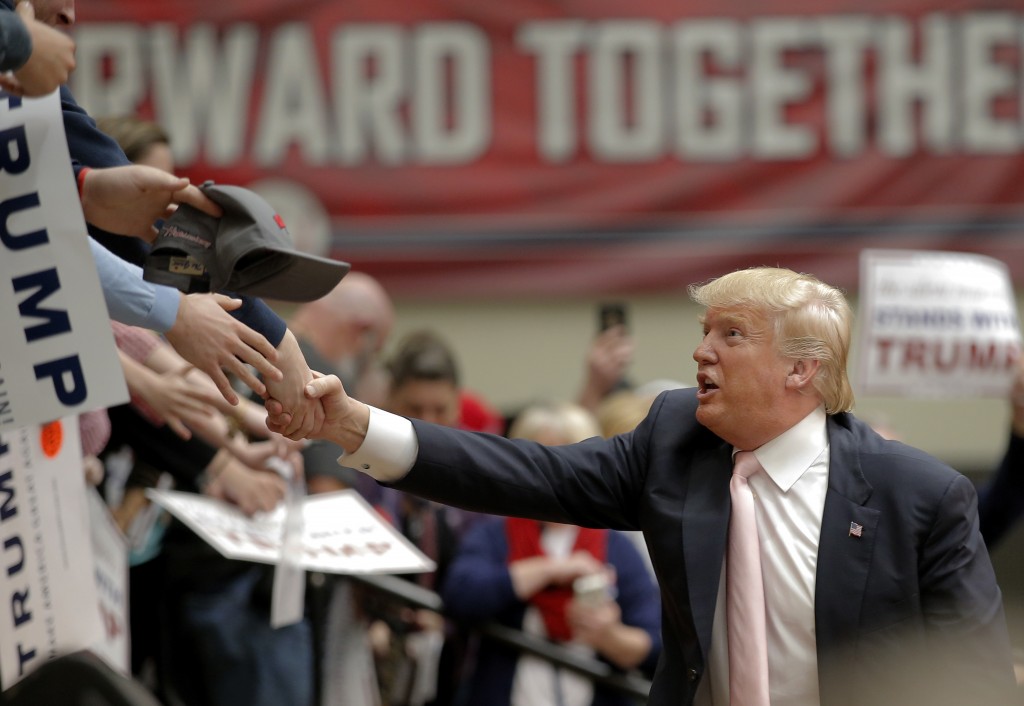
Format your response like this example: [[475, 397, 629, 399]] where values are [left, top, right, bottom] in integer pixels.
[[74, 1, 1024, 297]]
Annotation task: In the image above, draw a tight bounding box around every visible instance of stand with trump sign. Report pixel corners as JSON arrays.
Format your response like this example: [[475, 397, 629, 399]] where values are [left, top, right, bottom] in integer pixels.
[[856, 250, 1022, 398]]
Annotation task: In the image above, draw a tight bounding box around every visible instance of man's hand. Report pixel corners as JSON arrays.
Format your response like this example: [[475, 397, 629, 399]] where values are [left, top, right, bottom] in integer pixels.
[[266, 373, 370, 449], [262, 330, 323, 439], [203, 454, 286, 517], [0, 3, 75, 97], [122, 356, 220, 440], [164, 293, 282, 405], [579, 325, 634, 412], [79, 164, 223, 241]]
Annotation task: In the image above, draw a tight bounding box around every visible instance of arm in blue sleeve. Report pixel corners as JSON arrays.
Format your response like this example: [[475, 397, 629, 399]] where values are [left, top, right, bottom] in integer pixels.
[[226, 293, 287, 348], [89, 236, 180, 332], [0, 9, 31, 72]]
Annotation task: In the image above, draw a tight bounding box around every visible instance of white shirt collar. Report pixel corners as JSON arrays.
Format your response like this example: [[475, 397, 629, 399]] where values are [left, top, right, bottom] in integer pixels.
[[743, 405, 828, 492]]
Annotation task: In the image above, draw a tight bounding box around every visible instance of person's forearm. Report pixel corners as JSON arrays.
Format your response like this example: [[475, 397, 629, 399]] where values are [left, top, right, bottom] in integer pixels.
[[119, 349, 157, 401], [592, 623, 652, 671], [509, 557, 558, 600], [90, 237, 179, 331]]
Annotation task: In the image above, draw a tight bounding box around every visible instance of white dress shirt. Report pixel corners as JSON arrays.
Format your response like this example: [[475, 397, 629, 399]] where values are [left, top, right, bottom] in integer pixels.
[[337, 406, 418, 481], [698, 406, 829, 706], [341, 404, 830, 705]]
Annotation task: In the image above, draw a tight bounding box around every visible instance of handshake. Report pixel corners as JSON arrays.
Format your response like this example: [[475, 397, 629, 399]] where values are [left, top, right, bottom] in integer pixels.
[[264, 373, 366, 451]]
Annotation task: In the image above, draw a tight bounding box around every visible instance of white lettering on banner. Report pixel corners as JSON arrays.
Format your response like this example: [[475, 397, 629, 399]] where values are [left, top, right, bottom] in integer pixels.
[[412, 23, 490, 164], [150, 23, 259, 166], [72, 13, 1024, 167], [517, 21, 587, 163], [333, 25, 407, 165], [254, 23, 331, 166], [587, 20, 665, 162], [877, 15, 953, 156]]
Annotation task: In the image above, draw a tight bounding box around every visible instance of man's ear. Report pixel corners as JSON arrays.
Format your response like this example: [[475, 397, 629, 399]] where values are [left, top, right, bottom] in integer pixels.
[[786, 359, 820, 390]]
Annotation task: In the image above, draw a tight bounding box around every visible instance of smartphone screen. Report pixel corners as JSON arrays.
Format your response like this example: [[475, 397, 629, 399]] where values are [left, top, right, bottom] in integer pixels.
[[598, 302, 628, 332]]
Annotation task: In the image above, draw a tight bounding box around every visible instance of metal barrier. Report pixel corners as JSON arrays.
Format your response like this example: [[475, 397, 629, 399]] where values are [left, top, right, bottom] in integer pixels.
[[352, 573, 654, 703]]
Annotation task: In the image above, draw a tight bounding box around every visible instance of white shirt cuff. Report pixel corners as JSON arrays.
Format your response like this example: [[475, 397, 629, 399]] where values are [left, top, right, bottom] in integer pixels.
[[337, 406, 418, 482]]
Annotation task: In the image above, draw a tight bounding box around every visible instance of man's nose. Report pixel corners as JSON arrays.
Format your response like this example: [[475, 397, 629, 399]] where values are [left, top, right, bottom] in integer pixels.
[[693, 339, 715, 363]]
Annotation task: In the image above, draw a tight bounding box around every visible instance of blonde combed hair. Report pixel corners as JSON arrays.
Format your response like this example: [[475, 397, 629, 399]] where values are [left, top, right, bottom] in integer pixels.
[[688, 267, 855, 414], [508, 402, 602, 445]]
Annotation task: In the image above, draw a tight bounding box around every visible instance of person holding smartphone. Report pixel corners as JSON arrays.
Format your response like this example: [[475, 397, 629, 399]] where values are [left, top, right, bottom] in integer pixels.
[[438, 402, 662, 706]]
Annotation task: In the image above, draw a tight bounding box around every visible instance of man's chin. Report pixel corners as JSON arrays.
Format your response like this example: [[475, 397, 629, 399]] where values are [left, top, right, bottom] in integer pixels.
[[694, 404, 714, 428]]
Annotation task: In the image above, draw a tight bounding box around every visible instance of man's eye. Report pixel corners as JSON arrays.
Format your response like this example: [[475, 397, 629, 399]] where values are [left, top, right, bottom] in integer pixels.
[[728, 329, 742, 337]]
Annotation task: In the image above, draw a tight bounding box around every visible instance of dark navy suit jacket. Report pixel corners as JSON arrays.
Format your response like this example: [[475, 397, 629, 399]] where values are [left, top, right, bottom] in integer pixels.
[[394, 387, 1017, 705]]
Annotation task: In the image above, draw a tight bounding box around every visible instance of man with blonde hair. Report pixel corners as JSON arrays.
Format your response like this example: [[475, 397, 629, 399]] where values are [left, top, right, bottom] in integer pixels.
[[276, 266, 1016, 706]]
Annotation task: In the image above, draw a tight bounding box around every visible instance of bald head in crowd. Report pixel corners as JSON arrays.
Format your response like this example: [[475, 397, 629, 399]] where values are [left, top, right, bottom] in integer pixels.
[[288, 271, 395, 400]]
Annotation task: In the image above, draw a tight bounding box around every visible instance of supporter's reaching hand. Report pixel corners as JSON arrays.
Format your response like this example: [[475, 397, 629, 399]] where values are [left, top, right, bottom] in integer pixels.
[[567, 577, 653, 670], [567, 591, 621, 644], [120, 355, 220, 440], [0, 2, 75, 97], [225, 438, 287, 472], [202, 451, 286, 517], [508, 550, 607, 600], [578, 325, 634, 412], [262, 330, 324, 439], [79, 164, 223, 242], [164, 293, 282, 405]]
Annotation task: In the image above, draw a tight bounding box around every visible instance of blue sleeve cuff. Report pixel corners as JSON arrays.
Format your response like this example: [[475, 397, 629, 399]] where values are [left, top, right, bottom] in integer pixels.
[[227, 294, 287, 348], [148, 284, 181, 333]]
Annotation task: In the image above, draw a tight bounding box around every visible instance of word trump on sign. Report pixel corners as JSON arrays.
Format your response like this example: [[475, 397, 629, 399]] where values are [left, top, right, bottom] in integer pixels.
[[856, 250, 1023, 398], [0, 91, 126, 429]]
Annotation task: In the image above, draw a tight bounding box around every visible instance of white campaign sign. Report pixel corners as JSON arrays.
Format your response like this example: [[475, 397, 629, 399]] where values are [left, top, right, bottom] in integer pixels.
[[856, 250, 1022, 398], [0, 419, 102, 688], [87, 489, 130, 675], [147, 489, 435, 575], [0, 90, 127, 430]]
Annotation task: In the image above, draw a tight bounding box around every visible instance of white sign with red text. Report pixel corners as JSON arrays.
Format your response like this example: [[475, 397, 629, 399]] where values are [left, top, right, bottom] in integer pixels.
[[147, 489, 434, 575], [86, 490, 129, 675], [856, 250, 1022, 398]]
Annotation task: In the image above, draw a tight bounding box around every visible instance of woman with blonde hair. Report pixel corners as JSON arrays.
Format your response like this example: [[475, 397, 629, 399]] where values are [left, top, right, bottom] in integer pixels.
[[440, 401, 661, 706]]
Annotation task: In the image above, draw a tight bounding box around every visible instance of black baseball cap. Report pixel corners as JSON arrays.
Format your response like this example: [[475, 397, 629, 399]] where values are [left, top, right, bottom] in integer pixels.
[[144, 182, 350, 302]]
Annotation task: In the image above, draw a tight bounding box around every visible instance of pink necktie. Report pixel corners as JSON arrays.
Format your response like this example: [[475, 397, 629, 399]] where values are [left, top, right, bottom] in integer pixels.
[[727, 451, 770, 706]]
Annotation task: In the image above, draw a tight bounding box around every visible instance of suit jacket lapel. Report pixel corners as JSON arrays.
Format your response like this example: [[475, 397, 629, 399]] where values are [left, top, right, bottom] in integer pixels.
[[682, 442, 732, 661], [815, 417, 879, 679]]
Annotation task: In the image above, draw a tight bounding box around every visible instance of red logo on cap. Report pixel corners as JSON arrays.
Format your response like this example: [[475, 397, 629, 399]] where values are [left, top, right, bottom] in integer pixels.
[[274, 214, 287, 229]]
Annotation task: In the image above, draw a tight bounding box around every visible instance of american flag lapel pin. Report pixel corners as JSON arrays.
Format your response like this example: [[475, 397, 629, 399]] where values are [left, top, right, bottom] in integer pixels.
[[849, 521, 864, 538]]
